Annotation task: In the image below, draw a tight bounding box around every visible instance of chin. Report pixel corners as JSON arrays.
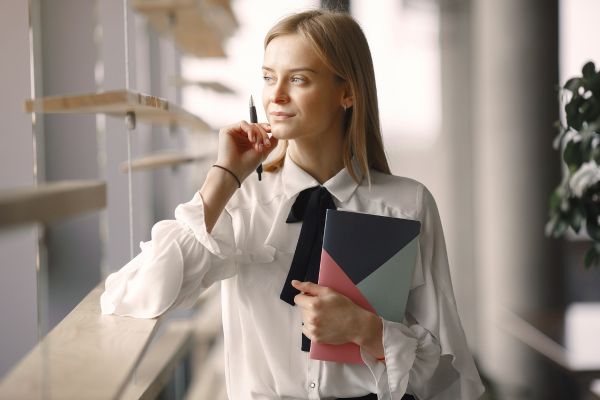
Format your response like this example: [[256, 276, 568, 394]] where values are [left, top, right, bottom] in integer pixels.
[[270, 125, 300, 140]]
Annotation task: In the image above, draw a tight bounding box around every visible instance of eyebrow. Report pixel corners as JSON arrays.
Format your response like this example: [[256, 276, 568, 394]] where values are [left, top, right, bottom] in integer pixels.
[[262, 66, 318, 74]]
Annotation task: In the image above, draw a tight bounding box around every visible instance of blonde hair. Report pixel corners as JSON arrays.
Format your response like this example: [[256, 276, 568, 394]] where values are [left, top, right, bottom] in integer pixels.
[[262, 9, 391, 185]]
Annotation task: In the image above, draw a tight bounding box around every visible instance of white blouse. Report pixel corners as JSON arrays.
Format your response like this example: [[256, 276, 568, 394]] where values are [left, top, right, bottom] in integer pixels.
[[100, 151, 485, 400]]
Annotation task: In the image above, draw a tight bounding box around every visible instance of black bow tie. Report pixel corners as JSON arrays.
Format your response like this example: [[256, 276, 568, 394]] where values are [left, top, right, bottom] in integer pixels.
[[280, 185, 337, 352]]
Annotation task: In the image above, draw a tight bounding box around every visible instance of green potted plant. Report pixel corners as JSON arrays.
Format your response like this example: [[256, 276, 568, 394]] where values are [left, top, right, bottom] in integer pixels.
[[546, 61, 600, 268]]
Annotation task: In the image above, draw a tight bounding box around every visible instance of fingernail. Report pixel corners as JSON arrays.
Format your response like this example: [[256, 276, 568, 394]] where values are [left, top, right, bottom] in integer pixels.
[[264, 138, 271, 146], [258, 144, 263, 152]]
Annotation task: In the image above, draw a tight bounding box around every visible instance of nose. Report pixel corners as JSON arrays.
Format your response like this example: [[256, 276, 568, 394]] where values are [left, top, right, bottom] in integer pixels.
[[269, 81, 289, 104]]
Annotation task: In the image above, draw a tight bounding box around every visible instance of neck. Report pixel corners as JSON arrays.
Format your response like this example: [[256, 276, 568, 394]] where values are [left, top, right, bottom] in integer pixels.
[[288, 132, 345, 185]]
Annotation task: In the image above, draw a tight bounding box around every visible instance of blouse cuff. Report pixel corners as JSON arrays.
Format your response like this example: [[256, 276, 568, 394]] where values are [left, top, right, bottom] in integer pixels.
[[360, 344, 387, 396], [387, 320, 441, 398], [174, 191, 236, 259], [361, 318, 441, 400]]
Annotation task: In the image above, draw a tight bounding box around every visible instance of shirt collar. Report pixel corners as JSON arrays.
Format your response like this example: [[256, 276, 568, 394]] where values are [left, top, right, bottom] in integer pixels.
[[263, 151, 363, 254], [281, 150, 363, 204]]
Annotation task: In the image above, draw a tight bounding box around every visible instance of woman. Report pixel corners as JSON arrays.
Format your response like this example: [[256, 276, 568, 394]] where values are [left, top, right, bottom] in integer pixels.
[[101, 10, 485, 400]]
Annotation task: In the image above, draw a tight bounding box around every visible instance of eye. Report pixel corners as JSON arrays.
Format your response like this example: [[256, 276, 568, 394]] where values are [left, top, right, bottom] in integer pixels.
[[262, 75, 275, 83], [291, 76, 306, 84]]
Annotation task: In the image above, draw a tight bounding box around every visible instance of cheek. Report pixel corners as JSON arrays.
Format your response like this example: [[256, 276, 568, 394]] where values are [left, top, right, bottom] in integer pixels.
[[300, 93, 339, 127], [262, 91, 270, 118], [304, 87, 338, 113]]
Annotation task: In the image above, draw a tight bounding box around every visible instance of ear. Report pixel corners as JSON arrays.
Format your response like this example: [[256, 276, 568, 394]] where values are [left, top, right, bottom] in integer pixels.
[[340, 82, 353, 109]]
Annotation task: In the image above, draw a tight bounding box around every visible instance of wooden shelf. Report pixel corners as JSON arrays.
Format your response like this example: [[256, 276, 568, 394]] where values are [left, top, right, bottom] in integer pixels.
[[132, 0, 238, 58], [173, 77, 235, 94], [24, 90, 211, 132], [120, 152, 207, 172], [0, 180, 106, 228], [0, 284, 160, 399], [120, 322, 193, 399]]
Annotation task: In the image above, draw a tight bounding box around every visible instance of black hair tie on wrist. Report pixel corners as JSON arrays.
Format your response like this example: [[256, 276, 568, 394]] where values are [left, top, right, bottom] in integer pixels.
[[212, 164, 241, 188]]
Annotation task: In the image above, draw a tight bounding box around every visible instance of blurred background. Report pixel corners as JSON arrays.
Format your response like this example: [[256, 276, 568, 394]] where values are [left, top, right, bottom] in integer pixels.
[[1, 0, 600, 399]]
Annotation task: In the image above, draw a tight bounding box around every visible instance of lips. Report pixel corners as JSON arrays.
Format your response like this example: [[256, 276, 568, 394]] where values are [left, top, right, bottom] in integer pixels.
[[270, 111, 295, 117], [270, 111, 295, 122]]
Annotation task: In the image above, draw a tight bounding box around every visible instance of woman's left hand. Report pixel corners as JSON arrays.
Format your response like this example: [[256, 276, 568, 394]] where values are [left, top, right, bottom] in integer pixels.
[[292, 280, 373, 345]]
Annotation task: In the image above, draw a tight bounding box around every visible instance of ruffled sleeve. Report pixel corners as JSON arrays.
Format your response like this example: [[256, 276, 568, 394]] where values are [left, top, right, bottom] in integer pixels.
[[361, 184, 484, 399], [360, 314, 441, 400], [401, 184, 485, 399], [100, 191, 239, 319]]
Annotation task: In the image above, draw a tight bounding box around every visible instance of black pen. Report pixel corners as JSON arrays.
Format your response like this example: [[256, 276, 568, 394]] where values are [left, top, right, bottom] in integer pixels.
[[249, 95, 262, 181]]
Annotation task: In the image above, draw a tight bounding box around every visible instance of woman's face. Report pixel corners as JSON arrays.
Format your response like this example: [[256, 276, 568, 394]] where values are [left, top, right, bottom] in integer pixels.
[[262, 34, 347, 142]]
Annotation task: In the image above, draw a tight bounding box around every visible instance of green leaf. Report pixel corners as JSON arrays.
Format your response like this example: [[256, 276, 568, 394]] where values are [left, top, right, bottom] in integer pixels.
[[590, 73, 600, 96], [582, 134, 595, 161], [566, 95, 585, 130], [569, 203, 584, 232], [564, 77, 582, 92], [582, 61, 596, 80], [592, 146, 600, 164], [584, 245, 598, 269], [548, 188, 563, 212], [583, 98, 600, 123], [586, 216, 600, 241], [545, 211, 569, 238], [554, 219, 569, 238], [563, 140, 583, 170]]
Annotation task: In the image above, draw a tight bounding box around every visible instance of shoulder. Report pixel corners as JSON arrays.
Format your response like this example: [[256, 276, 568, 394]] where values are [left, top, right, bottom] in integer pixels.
[[355, 170, 434, 218]]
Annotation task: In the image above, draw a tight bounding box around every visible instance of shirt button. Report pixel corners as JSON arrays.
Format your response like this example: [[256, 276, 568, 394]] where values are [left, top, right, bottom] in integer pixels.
[[309, 382, 316, 389]]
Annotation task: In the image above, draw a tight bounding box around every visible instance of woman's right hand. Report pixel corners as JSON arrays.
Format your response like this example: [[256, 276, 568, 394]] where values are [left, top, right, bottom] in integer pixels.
[[215, 121, 279, 183]]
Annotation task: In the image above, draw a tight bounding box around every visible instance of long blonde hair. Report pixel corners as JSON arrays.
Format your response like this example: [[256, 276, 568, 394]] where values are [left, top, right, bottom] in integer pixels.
[[262, 9, 391, 185]]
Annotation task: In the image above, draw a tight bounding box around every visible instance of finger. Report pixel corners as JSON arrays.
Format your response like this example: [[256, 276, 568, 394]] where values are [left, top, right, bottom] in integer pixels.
[[263, 125, 278, 148], [248, 124, 266, 152], [255, 124, 272, 147], [293, 293, 317, 309], [293, 293, 309, 307], [292, 280, 326, 296], [238, 120, 257, 143], [301, 326, 314, 341]]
